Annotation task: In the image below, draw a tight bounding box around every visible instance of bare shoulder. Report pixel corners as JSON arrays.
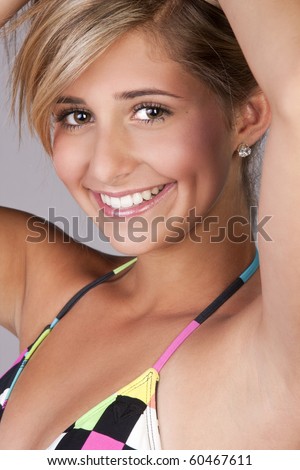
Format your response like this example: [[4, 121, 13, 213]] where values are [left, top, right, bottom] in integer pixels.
[[0, 0, 28, 27], [22, 212, 131, 346], [0, 206, 34, 333], [0, 206, 128, 347]]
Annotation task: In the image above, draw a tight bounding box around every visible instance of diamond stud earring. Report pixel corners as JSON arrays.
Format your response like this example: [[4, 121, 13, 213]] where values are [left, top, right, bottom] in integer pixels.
[[237, 143, 252, 158]]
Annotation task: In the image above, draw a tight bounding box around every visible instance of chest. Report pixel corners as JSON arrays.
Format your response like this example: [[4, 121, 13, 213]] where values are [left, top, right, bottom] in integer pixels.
[[0, 295, 299, 449]]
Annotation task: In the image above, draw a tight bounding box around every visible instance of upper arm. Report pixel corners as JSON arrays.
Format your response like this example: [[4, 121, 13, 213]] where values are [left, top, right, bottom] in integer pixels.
[[0, 206, 31, 335], [0, 0, 29, 27], [217, 0, 300, 381], [258, 114, 300, 351]]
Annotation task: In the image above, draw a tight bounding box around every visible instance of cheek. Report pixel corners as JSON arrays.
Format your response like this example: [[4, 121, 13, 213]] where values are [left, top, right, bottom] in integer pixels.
[[133, 112, 232, 218], [52, 134, 88, 190], [133, 114, 231, 183]]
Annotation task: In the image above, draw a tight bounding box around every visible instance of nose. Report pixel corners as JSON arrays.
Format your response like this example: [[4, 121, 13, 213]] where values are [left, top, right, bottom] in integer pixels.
[[83, 124, 137, 189]]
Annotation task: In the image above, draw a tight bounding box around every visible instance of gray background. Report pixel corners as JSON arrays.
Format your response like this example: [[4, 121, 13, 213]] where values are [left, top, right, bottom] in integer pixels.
[[0, 43, 115, 375]]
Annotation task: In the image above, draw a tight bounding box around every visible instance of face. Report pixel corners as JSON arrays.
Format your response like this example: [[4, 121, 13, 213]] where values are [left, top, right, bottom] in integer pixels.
[[52, 30, 238, 255]]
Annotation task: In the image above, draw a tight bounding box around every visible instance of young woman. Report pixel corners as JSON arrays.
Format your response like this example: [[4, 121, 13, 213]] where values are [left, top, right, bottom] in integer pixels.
[[0, 0, 299, 450]]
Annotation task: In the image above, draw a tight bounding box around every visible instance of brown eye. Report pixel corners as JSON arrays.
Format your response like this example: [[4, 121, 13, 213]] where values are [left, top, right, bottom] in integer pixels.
[[70, 111, 92, 125], [145, 107, 164, 119], [132, 103, 173, 124], [134, 105, 167, 122]]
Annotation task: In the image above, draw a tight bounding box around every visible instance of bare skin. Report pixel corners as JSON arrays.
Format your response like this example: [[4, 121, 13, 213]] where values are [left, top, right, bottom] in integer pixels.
[[0, 210, 270, 450], [0, 0, 28, 26], [1, 0, 300, 450]]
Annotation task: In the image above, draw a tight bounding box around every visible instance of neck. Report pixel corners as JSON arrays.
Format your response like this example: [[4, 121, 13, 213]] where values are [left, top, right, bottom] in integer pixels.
[[120, 226, 257, 317]]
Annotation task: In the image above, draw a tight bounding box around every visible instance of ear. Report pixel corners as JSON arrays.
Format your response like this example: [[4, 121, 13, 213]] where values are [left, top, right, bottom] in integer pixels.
[[232, 90, 271, 151]]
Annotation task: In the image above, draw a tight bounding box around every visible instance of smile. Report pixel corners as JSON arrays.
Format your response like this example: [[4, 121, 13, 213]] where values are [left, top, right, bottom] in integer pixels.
[[93, 182, 176, 218], [100, 185, 165, 209]]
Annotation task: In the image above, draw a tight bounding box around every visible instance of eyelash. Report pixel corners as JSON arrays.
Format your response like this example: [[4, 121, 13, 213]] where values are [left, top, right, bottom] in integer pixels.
[[53, 107, 93, 131], [53, 102, 173, 131], [132, 102, 173, 124]]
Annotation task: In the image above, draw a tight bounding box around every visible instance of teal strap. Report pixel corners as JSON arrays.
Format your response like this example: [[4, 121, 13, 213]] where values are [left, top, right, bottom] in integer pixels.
[[240, 248, 259, 283]]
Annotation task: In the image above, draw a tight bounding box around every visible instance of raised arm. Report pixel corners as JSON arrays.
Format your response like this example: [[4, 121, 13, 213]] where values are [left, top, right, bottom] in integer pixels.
[[0, 0, 29, 27], [0, 207, 31, 335], [217, 0, 300, 106], [0, 207, 103, 343], [216, 0, 300, 367]]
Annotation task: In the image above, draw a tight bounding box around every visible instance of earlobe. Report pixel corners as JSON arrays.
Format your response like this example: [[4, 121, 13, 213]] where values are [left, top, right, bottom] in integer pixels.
[[234, 91, 271, 148]]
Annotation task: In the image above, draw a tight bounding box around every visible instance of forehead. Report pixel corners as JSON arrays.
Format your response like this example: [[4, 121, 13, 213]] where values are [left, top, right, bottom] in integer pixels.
[[61, 30, 211, 101]]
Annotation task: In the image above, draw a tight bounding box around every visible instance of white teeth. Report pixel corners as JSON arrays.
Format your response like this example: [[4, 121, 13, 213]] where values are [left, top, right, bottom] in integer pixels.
[[120, 195, 133, 208], [101, 184, 165, 209], [141, 190, 152, 201], [110, 197, 121, 209], [132, 192, 143, 205], [151, 187, 159, 195], [101, 194, 110, 205]]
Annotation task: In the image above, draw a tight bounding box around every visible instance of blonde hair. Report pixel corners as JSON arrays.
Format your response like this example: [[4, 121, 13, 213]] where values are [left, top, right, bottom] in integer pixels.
[[10, 0, 261, 205]]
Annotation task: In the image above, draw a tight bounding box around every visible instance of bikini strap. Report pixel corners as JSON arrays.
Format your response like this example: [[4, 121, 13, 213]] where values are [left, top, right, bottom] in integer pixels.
[[153, 248, 259, 373], [54, 257, 137, 324], [1, 257, 137, 408]]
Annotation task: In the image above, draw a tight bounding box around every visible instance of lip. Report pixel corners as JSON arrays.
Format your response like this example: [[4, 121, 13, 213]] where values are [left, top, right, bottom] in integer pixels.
[[92, 182, 176, 218]]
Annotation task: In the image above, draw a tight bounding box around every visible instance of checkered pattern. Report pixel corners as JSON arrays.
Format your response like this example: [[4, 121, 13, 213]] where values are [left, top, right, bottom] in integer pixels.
[[48, 368, 161, 450], [0, 349, 161, 450], [0, 348, 29, 415], [0, 356, 161, 450], [0, 250, 259, 449]]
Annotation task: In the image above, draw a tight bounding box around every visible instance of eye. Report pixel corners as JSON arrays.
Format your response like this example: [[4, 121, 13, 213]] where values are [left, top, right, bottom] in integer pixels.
[[133, 103, 172, 124], [64, 110, 93, 126], [135, 107, 164, 121], [53, 108, 94, 130]]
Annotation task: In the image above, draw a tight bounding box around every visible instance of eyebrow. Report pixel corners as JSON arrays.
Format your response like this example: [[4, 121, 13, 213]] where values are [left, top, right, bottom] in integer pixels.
[[114, 89, 183, 100], [56, 96, 87, 105], [56, 89, 182, 105]]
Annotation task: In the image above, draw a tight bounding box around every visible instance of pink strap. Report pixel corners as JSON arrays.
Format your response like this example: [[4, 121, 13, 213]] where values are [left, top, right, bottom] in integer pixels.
[[153, 320, 200, 372]]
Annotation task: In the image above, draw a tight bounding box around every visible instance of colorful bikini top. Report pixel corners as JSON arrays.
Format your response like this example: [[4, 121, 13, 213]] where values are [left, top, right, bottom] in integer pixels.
[[0, 249, 259, 450]]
